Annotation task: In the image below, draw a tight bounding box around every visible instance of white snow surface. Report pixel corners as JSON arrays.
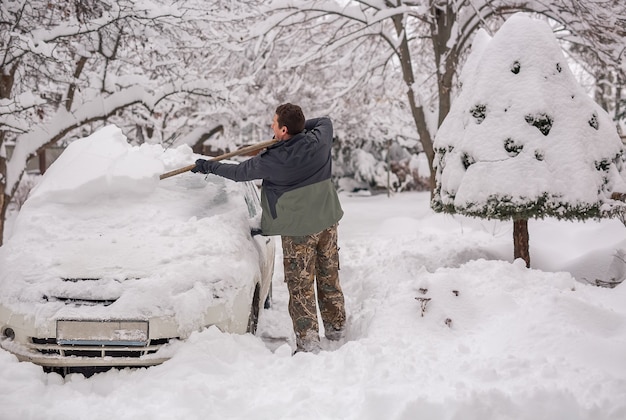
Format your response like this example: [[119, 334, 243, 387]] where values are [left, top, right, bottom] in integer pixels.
[[26, 125, 165, 204], [1, 128, 626, 418]]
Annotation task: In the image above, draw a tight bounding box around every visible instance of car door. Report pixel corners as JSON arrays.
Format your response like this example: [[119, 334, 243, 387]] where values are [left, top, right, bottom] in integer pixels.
[[242, 182, 275, 292]]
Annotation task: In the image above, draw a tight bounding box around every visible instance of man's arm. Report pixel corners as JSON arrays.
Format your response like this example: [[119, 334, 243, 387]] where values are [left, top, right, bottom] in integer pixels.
[[193, 155, 268, 182], [212, 156, 270, 182], [304, 117, 333, 147], [304, 116, 332, 133]]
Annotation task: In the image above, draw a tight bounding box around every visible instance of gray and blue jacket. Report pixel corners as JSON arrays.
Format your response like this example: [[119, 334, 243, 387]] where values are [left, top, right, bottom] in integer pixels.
[[209, 117, 343, 236]]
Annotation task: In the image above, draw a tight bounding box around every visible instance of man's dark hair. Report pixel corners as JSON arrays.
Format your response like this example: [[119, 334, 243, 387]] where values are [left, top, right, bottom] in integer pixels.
[[275, 103, 305, 135]]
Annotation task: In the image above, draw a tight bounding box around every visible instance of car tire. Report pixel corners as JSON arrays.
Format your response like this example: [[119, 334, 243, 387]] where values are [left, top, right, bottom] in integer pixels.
[[247, 285, 261, 335], [264, 282, 273, 309]]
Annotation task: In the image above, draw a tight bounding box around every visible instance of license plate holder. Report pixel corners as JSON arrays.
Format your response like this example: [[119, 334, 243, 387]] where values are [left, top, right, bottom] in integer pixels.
[[57, 320, 149, 346]]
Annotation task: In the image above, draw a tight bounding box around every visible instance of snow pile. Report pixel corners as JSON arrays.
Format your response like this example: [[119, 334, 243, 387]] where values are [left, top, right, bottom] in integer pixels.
[[27, 125, 165, 204]]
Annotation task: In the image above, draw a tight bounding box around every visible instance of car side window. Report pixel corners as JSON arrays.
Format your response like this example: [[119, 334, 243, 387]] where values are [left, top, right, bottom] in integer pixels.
[[243, 182, 261, 218]]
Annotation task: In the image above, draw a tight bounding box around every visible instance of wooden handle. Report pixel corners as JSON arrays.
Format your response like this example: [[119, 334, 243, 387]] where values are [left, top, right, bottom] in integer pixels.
[[159, 164, 197, 180], [159, 138, 279, 180]]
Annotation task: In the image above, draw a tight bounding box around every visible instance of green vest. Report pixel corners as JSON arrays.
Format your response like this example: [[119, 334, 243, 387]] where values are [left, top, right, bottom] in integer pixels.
[[260, 179, 343, 236]]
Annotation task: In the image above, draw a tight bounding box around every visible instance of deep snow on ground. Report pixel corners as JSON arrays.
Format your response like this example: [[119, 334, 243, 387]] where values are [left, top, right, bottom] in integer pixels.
[[1, 190, 626, 420]]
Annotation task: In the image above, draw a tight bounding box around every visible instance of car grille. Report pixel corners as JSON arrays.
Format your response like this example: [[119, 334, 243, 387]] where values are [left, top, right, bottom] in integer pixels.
[[43, 277, 125, 307], [30, 337, 172, 359], [44, 296, 117, 307]]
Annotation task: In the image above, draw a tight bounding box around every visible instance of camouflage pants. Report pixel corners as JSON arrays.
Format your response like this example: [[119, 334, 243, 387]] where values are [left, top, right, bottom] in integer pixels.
[[282, 223, 346, 351]]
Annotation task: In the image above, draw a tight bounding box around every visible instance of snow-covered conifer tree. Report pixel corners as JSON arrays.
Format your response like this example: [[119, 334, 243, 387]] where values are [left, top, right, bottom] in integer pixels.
[[431, 13, 625, 267]]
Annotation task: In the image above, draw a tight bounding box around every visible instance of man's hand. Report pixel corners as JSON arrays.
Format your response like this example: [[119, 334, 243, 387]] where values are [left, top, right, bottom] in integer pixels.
[[191, 159, 217, 174]]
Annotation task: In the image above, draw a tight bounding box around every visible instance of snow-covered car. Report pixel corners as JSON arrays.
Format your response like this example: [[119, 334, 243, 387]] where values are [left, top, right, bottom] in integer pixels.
[[0, 125, 275, 372]]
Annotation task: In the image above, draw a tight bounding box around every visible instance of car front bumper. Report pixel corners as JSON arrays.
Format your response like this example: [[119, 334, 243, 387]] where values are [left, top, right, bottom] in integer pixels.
[[0, 288, 253, 368], [0, 305, 181, 367]]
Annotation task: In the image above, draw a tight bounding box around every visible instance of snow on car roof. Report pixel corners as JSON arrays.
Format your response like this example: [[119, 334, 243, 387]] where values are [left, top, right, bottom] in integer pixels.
[[0, 125, 261, 334]]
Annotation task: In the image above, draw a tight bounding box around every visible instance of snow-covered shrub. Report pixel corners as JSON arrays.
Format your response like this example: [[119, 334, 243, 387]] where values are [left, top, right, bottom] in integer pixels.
[[432, 13, 626, 221]]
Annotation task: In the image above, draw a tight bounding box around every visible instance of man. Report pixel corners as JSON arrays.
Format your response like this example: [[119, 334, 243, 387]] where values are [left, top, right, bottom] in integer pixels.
[[192, 103, 346, 354]]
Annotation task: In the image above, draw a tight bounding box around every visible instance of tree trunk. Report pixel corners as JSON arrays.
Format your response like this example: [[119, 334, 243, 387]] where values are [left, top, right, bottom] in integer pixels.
[[0, 191, 6, 246], [390, 14, 435, 194], [0, 63, 18, 246], [431, 3, 457, 128], [513, 218, 530, 268], [0, 146, 7, 246]]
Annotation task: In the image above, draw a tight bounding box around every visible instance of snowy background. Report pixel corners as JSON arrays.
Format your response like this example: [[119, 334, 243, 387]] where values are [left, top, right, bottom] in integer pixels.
[[1, 186, 626, 419], [1, 8, 626, 420]]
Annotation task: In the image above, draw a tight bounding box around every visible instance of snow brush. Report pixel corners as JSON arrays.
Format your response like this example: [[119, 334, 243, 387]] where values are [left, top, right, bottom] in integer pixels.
[[159, 138, 279, 180]]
